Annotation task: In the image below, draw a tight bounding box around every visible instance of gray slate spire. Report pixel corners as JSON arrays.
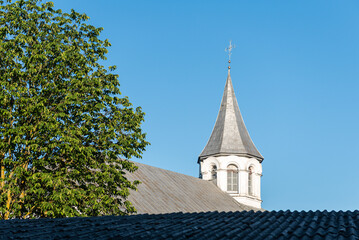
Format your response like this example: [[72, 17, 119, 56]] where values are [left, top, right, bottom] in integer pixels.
[[199, 69, 263, 161]]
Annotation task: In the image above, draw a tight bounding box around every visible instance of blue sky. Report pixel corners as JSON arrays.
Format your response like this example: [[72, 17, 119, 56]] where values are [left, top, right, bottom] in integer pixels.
[[51, 0, 359, 211]]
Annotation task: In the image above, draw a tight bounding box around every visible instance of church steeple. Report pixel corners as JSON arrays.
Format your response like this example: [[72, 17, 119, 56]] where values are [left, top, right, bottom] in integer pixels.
[[199, 62, 263, 162], [198, 44, 263, 209]]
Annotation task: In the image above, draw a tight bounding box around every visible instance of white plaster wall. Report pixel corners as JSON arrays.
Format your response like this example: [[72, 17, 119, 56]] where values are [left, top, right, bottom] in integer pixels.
[[200, 155, 262, 208], [233, 196, 262, 209], [200, 156, 219, 181]]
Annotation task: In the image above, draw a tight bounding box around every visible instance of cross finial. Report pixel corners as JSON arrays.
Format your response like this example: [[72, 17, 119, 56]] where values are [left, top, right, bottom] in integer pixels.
[[225, 40, 235, 69]]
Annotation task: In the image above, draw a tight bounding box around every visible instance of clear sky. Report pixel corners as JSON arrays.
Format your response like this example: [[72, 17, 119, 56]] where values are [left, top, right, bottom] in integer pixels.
[[50, 0, 359, 211]]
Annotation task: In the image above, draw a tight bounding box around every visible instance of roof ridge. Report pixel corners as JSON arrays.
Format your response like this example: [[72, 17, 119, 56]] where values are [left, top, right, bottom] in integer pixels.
[[218, 72, 230, 152]]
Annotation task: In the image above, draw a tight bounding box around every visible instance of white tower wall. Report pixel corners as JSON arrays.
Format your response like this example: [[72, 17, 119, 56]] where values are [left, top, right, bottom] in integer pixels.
[[200, 155, 262, 209]]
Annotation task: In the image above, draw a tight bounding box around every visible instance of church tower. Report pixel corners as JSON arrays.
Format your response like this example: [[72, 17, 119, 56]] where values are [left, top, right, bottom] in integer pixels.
[[199, 46, 263, 208]]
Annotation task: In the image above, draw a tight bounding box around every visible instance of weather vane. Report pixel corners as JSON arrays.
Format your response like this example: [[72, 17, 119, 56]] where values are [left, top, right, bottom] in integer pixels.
[[225, 40, 235, 69], [225, 40, 235, 61]]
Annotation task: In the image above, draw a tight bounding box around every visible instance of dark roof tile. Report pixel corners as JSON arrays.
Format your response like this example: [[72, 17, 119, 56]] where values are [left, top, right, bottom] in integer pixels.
[[3, 210, 359, 239]]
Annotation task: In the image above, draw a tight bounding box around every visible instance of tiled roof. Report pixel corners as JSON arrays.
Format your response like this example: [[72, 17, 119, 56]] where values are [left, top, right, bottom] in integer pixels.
[[199, 69, 263, 161], [2, 210, 359, 239], [127, 162, 258, 213]]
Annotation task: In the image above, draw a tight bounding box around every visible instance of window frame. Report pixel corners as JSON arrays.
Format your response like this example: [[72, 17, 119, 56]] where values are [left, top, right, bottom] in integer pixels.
[[248, 166, 254, 196], [227, 164, 239, 192], [210, 164, 217, 185]]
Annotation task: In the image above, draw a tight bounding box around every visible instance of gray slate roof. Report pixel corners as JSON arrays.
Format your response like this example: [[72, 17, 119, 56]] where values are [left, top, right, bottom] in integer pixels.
[[199, 69, 263, 161], [3, 210, 359, 239], [127, 162, 259, 214]]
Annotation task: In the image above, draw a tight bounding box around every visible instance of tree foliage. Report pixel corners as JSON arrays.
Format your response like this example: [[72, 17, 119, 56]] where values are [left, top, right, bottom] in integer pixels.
[[0, 0, 149, 219]]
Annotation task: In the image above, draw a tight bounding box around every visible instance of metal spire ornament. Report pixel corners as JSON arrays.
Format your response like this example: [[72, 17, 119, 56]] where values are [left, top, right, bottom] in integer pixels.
[[225, 40, 235, 69]]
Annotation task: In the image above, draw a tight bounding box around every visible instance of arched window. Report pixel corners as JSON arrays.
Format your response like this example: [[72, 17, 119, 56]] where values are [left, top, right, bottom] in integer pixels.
[[227, 164, 238, 192], [210, 165, 217, 184], [248, 166, 253, 196]]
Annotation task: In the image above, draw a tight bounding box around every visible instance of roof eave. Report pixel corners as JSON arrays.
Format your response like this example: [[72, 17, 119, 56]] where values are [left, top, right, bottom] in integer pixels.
[[198, 152, 263, 163]]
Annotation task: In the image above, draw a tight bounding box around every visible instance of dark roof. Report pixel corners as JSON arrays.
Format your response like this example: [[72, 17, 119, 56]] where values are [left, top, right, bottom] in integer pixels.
[[127, 162, 259, 213], [3, 210, 359, 239], [199, 69, 263, 161]]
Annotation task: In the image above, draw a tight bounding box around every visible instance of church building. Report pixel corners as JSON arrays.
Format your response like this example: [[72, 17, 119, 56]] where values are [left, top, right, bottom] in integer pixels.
[[125, 55, 264, 213]]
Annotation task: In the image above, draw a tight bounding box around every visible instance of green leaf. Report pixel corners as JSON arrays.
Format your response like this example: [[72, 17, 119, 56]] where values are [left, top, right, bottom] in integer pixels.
[[0, 0, 149, 219]]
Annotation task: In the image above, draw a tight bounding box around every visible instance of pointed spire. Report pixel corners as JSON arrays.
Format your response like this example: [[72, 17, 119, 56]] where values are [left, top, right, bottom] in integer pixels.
[[199, 61, 263, 162]]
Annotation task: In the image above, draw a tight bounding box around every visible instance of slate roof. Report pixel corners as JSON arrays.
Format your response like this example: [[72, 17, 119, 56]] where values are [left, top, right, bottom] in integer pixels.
[[127, 162, 258, 213], [199, 69, 263, 161], [3, 210, 359, 239]]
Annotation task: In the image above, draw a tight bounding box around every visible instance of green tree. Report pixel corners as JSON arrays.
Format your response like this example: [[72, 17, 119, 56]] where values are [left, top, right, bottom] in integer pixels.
[[0, 0, 149, 219]]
